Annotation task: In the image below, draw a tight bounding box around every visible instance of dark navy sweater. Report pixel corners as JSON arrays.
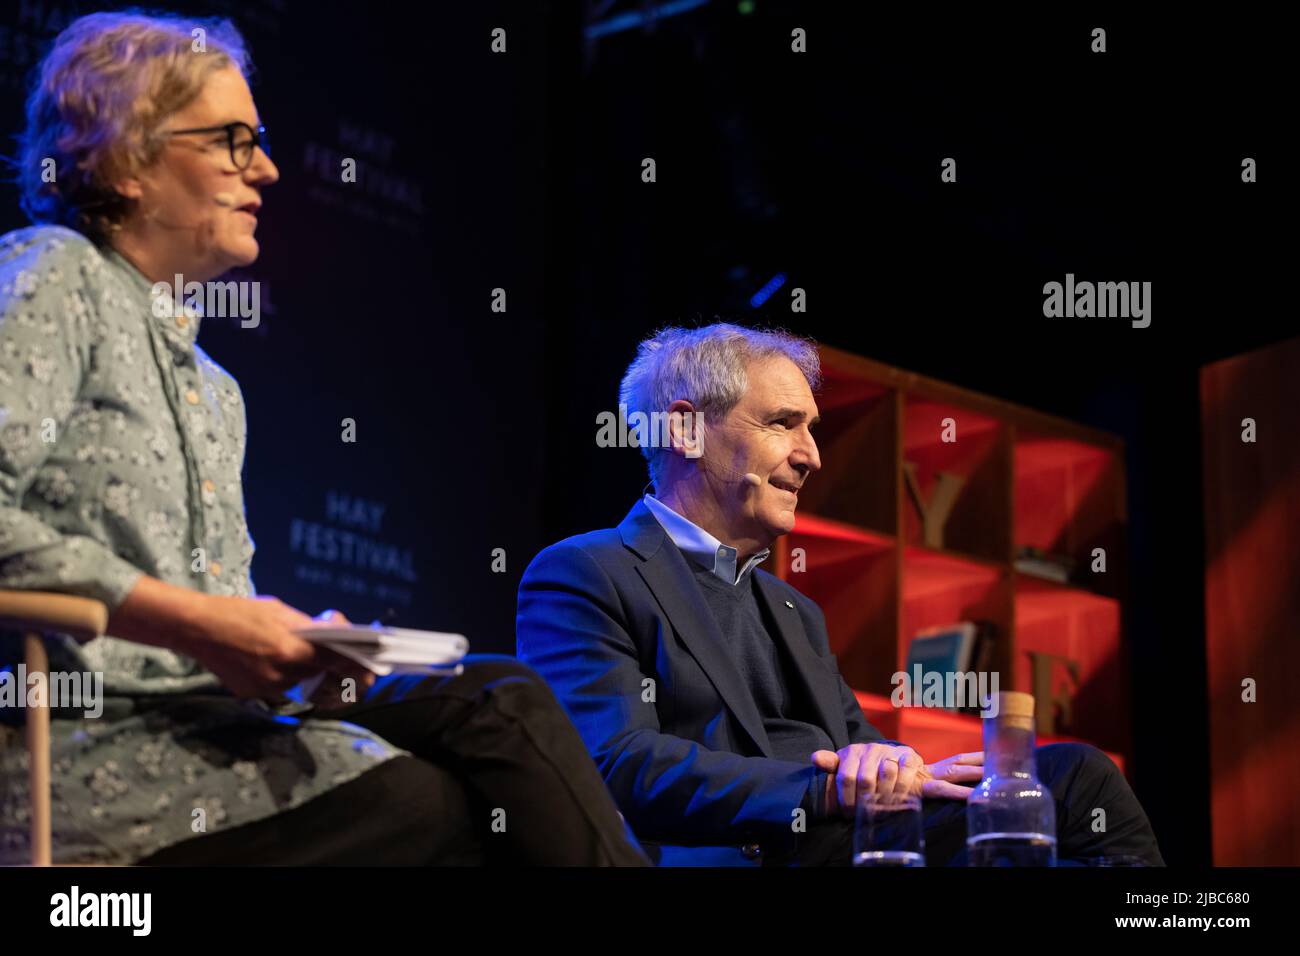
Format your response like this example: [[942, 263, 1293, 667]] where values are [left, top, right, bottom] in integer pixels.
[[688, 561, 836, 764]]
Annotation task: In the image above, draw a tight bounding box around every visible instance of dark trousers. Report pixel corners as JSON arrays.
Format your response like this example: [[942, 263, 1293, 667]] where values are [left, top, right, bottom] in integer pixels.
[[140, 655, 650, 866], [779, 742, 1166, 866]]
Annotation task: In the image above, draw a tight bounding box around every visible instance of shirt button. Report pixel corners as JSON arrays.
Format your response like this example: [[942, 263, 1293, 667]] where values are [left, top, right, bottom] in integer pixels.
[[176, 314, 189, 328], [185, 388, 200, 405], [740, 843, 763, 861], [202, 479, 215, 494], [210, 560, 223, 577]]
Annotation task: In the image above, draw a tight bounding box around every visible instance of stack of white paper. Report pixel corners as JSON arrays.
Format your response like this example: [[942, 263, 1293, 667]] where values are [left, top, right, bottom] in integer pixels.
[[294, 625, 469, 677]]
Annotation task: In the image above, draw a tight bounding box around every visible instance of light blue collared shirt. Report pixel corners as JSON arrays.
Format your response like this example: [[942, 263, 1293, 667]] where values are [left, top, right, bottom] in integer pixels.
[[643, 495, 771, 586]]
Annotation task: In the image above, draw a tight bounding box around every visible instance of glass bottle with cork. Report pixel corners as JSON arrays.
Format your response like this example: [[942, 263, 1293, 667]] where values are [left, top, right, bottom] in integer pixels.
[[966, 690, 1057, 866]]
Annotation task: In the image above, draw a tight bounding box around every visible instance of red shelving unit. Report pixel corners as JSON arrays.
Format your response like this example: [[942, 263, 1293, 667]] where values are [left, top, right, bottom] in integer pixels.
[[765, 344, 1132, 775]]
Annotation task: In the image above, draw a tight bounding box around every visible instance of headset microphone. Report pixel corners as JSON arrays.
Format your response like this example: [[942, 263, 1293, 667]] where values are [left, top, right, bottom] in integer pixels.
[[697, 454, 763, 490], [214, 192, 237, 207]]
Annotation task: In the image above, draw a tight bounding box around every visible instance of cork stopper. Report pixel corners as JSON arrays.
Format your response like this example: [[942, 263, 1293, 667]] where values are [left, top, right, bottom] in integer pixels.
[[999, 691, 1035, 718], [990, 691, 1036, 729]]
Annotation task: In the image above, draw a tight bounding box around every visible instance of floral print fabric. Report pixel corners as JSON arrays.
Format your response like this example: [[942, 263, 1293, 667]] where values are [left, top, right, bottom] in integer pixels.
[[0, 226, 402, 864]]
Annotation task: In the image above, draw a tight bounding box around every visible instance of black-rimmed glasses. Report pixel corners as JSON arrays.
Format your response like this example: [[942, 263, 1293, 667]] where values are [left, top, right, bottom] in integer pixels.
[[165, 122, 270, 170]]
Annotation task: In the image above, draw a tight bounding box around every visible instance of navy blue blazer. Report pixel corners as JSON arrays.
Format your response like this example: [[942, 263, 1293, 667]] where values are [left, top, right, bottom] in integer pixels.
[[516, 499, 901, 866]]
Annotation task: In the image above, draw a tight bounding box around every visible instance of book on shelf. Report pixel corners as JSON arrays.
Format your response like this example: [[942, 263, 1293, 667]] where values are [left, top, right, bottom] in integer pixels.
[[903, 620, 998, 715], [1014, 546, 1076, 584]]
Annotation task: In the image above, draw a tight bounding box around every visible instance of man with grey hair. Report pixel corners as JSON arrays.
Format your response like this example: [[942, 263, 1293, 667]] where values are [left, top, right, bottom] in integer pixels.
[[517, 322, 1165, 866]]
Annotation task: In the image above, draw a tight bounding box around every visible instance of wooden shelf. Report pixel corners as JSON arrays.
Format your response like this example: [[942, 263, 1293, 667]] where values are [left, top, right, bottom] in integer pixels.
[[1014, 573, 1119, 622], [904, 545, 1005, 591], [1014, 431, 1125, 596], [902, 396, 1010, 563], [1013, 573, 1125, 754], [773, 343, 1132, 774]]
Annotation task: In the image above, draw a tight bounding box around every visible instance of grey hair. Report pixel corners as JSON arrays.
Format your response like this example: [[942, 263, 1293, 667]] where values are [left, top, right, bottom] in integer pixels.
[[618, 323, 821, 488]]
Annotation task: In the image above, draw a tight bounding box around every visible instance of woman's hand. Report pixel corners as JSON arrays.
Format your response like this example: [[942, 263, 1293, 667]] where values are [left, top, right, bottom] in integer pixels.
[[177, 594, 373, 699], [913, 751, 986, 800], [301, 608, 378, 706]]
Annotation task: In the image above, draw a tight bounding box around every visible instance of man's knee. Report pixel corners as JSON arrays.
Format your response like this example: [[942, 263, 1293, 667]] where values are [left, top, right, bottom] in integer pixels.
[[462, 654, 561, 706], [1037, 742, 1119, 786], [463, 653, 544, 683]]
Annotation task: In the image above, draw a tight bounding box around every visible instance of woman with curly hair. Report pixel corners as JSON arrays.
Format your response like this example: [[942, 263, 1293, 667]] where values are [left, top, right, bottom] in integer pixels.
[[0, 10, 647, 866]]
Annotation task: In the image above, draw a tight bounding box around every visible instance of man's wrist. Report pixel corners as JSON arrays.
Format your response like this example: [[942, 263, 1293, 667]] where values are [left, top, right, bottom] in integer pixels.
[[806, 768, 832, 820]]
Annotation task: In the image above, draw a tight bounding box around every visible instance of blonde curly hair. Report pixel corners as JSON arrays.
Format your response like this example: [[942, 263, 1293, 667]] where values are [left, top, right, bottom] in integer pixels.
[[17, 10, 251, 243]]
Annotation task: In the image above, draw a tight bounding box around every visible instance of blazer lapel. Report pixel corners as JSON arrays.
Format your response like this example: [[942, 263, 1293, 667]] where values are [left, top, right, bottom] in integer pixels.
[[619, 501, 776, 758], [752, 572, 849, 751]]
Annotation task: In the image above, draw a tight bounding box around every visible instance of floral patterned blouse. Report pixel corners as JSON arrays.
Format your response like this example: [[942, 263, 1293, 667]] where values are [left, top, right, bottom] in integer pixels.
[[0, 225, 402, 864]]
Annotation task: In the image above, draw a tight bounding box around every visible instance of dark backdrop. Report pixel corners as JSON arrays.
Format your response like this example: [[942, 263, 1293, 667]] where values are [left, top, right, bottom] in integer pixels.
[[2, 2, 1287, 867], [538, 6, 1285, 870], [2, 0, 552, 652]]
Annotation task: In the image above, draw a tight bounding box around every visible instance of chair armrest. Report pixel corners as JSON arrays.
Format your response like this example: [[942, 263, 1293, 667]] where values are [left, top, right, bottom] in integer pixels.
[[0, 591, 108, 642]]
